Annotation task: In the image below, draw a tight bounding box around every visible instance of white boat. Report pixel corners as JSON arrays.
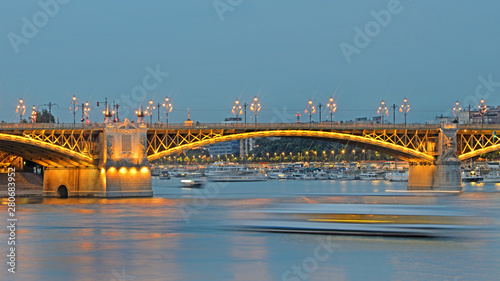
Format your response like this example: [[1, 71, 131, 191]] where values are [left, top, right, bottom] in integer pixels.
[[181, 178, 206, 188], [234, 203, 479, 237], [328, 173, 343, 180], [313, 171, 329, 180], [206, 162, 267, 182], [268, 170, 286, 180], [301, 173, 316, 180], [387, 171, 408, 182], [170, 168, 188, 177], [358, 172, 378, 180], [482, 171, 500, 183], [461, 169, 483, 182]]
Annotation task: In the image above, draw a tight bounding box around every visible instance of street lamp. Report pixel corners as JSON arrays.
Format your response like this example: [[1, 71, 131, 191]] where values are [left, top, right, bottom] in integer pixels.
[[452, 101, 461, 123], [16, 98, 26, 123], [81, 101, 92, 124], [146, 99, 154, 125], [478, 99, 488, 126], [399, 97, 410, 126], [162, 97, 173, 126], [70, 95, 79, 125], [377, 100, 388, 124], [103, 103, 114, 122], [30, 105, 37, 123], [232, 99, 242, 123], [250, 96, 261, 125], [326, 97, 337, 125], [305, 99, 316, 123], [135, 105, 146, 123]]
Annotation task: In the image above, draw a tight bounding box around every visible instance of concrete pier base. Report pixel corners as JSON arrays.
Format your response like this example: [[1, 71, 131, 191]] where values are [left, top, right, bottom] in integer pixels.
[[407, 162, 462, 192], [43, 166, 152, 198]]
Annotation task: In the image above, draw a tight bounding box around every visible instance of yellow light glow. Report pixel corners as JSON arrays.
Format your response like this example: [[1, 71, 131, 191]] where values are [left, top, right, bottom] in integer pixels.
[[108, 167, 116, 172], [141, 167, 149, 173], [130, 167, 137, 174], [147, 130, 436, 162], [119, 167, 127, 174]]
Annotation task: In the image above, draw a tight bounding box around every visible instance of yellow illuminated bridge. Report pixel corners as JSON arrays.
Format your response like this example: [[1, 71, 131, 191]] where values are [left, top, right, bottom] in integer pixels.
[[0, 122, 499, 168]]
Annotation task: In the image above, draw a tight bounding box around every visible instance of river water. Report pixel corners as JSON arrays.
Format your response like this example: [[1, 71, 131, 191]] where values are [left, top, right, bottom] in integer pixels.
[[2, 179, 500, 281]]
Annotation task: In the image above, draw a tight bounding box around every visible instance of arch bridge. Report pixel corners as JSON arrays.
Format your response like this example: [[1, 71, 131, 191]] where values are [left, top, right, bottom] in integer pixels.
[[0, 121, 499, 196]]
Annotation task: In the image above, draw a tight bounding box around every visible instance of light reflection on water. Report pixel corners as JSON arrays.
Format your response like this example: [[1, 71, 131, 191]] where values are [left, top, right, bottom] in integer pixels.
[[1, 179, 499, 281]]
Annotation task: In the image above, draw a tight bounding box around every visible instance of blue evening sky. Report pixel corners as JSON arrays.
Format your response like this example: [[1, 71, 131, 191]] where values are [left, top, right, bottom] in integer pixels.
[[1, 0, 499, 124]]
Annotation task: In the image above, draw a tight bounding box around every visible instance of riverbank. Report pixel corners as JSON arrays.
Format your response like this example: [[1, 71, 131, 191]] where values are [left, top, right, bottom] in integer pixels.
[[0, 172, 43, 197]]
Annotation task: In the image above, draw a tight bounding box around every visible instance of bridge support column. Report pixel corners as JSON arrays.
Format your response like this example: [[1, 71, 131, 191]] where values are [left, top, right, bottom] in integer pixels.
[[407, 124, 462, 192], [43, 119, 153, 197]]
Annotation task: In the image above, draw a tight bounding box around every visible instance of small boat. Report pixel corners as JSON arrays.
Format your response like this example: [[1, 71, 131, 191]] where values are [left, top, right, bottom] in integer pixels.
[[181, 178, 206, 188], [159, 170, 170, 180], [482, 171, 500, 183], [206, 162, 267, 182], [234, 203, 480, 237], [461, 169, 483, 182], [388, 171, 408, 182], [358, 172, 378, 180], [313, 171, 329, 180], [268, 170, 287, 180]]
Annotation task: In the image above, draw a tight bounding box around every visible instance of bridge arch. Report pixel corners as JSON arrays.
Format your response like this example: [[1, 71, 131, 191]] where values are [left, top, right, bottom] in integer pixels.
[[0, 133, 94, 167], [147, 130, 435, 162], [57, 185, 68, 198]]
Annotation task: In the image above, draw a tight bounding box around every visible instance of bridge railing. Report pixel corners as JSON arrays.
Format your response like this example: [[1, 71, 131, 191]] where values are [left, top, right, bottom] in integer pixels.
[[146, 122, 442, 130], [3, 122, 497, 131], [0, 123, 105, 130]]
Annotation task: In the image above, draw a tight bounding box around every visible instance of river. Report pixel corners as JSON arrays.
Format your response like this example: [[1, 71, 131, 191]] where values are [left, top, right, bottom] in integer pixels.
[[1, 179, 500, 281]]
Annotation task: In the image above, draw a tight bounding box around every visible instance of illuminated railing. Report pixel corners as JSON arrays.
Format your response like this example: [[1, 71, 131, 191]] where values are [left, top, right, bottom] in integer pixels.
[[146, 122, 442, 130], [4, 122, 499, 131], [0, 123, 105, 130]]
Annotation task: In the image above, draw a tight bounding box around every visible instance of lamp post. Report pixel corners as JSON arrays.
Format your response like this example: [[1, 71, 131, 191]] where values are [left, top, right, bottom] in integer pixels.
[[318, 103, 323, 123], [452, 101, 461, 123], [16, 98, 26, 123], [103, 103, 114, 123], [82, 101, 91, 124], [377, 100, 388, 124], [162, 97, 173, 126], [135, 105, 146, 123], [326, 97, 337, 125], [70, 95, 79, 125], [399, 97, 410, 127], [30, 105, 37, 123], [146, 99, 154, 125], [478, 99, 488, 126], [296, 112, 301, 123], [155, 102, 162, 124], [232, 99, 242, 123], [306, 99, 316, 123], [250, 96, 261, 125]]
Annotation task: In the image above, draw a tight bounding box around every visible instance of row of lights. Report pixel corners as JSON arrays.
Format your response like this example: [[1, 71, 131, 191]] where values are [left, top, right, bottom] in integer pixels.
[[15, 96, 489, 125]]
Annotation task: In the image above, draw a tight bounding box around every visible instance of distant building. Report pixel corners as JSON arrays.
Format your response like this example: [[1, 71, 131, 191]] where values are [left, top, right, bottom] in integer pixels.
[[426, 115, 455, 124], [207, 117, 255, 156], [459, 106, 500, 124]]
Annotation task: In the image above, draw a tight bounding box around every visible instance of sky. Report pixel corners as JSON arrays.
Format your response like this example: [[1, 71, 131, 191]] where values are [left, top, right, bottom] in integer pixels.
[[1, 0, 500, 124]]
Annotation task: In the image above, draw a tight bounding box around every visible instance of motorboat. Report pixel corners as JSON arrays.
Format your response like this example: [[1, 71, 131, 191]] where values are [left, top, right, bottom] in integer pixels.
[[268, 170, 287, 180], [461, 169, 483, 182], [313, 171, 329, 180], [159, 170, 170, 180], [387, 170, 408, 182], [482, 171, 500, 183], [206, 162, 267, 182], [328, 173, 343, 180], [233, 203, 480, 237], [181, 178, 206, 188], [358, 172, 378, 180]]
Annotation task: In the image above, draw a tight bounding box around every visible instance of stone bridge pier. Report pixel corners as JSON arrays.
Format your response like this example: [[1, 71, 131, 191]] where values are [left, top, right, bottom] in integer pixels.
[[44, 120, 153, 197], [407, 124, 462, 192]]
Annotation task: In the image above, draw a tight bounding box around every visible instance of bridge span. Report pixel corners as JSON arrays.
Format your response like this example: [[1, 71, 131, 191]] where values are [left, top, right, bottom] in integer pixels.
[[0, 121, 499, 197]]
